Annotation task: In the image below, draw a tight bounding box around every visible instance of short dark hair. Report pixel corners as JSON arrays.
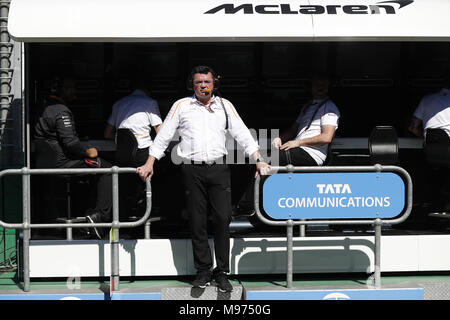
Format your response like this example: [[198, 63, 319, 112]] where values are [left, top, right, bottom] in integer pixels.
[[189, 66, 217, 81], [187, 65, 218, 91]]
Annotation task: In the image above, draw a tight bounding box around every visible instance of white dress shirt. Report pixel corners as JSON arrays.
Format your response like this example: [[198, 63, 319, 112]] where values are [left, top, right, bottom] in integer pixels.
[[149, 95, 259, 162], [413, 88, 450, 138], [107, 89, 162, 149], [295, 98, 340, 165]]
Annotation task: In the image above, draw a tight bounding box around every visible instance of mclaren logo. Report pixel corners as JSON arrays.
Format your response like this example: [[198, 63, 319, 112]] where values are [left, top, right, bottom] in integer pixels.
[[205, 1, 413, 15]]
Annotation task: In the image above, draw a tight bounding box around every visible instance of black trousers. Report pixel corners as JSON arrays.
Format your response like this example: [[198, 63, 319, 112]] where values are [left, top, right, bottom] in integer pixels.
[[60, 158, 113, 221], [278, 147, 318, 166], [181, 163, 232, 274], [118, 147, 149, 220]]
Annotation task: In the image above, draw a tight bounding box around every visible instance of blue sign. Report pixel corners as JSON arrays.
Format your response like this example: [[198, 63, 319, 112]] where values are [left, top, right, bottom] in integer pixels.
[[246, 288, 423, 300], [262, 172, 405, 220]]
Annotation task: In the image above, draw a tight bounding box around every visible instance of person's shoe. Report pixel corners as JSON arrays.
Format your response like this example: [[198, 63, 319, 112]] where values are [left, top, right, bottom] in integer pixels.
[[214, 272, 233, 293], [86, 211, 104, 240], [192, 272, 212, 289]]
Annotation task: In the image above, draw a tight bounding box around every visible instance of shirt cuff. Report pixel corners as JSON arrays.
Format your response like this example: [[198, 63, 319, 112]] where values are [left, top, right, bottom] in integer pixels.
[[148, 147, 165, 160], [245, 144, 260, 158]]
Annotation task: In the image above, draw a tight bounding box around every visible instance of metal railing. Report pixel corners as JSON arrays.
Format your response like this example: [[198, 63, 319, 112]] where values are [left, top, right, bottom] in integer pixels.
[[0, 166, 152, 292], [254, 164, 413, 289]]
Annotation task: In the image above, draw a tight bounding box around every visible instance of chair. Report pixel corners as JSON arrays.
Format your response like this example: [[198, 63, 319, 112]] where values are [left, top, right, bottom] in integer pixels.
[[33, 139, 88, 240], [424, 129, 450, 217], [368, 125, 399, 165]]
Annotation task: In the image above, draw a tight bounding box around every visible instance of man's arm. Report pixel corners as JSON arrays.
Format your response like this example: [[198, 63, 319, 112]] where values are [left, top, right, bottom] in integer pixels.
[[222, 99, 271, 176], [280, 125, 336, 150], [408, 116, 423, 137], [272, 122, 300, 149]]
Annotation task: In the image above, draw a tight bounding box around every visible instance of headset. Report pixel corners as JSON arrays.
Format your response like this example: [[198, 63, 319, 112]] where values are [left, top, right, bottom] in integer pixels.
[[186, 65, 220, 92]]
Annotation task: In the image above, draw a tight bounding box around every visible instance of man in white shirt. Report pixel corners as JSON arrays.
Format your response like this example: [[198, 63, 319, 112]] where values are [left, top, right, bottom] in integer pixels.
[[272, 73, 340, 166], [235, 73, 340, 218], [137, 66, 270, 292], [104, 81, 162, 220], [104, 83, 162, 165], [409, 69, 450, 212]]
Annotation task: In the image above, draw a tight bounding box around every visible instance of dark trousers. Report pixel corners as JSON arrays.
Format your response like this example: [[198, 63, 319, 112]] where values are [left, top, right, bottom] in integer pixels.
[[181, 164, 232, 274], [238, 148, 318, 210], [118, 147, 149, 220], [278, 148, 318, 166], [61, 158, 113, 221]]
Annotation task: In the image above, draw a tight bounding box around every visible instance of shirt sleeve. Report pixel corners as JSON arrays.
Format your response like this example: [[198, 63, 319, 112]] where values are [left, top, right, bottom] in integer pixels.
[[320, 101, 340, 127], [148, 100, 181, 160], [148, 101, 163, 127], [55, 109, 86, 157], [223, 99, 259, 157]]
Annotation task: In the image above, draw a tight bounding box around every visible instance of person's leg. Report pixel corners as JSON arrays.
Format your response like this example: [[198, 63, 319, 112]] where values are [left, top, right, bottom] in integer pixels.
[[182, 164, 212, 273], [287, 148, 318, 166], [63, 158, 113, 222], [206, 164, 232, 274]]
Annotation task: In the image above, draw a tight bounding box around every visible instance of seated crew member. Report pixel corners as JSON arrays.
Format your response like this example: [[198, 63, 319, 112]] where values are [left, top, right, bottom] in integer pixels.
[[408, 69, 450, 213], [34, 77, 112, 239], [104, 77, 162, 219], [136, 66, 271, 292], [236, 73, 340, 215]]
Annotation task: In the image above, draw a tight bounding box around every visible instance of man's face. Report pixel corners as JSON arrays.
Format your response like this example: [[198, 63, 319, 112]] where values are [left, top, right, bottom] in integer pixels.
[[193, 72, 214, 98], [311, 79, 329, 99]]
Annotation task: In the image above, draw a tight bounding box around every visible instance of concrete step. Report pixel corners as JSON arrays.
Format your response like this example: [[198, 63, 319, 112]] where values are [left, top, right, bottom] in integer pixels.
[[161, 285, 243, 300]]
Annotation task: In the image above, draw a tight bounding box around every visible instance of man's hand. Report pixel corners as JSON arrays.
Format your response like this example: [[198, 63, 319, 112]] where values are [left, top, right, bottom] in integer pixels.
[[86, 147, 98, 158], [137, 156, 156, 181], [280, 140, 301, 150], [255, 161, 271, 178], [271, 137, 282, 149]]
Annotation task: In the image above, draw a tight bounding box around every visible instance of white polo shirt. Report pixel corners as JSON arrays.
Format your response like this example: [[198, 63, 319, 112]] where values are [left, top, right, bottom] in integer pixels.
[[413, 88, 450, 138], [149, 95, 259, 162], [107, 89, 162, 149], [295, 98, 340, 165]]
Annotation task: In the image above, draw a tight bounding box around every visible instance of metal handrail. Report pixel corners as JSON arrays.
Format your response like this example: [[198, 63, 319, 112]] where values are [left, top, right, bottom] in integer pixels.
[[0, 166, 152, 292], [254, 164, 413, 289]]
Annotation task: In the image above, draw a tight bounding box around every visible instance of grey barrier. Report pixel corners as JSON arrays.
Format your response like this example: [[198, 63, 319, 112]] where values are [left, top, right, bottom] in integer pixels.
[[0, 166, 152, 292], [254, 164, 413, 289]]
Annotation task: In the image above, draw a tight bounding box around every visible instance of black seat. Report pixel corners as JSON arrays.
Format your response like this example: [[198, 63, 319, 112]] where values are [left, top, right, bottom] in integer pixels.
[[424, 129, 450, 216], [33, 139, 88, 239], [369, 125, 399, 165], [425, 128, 450, 168], [115, 128, 139, 167]]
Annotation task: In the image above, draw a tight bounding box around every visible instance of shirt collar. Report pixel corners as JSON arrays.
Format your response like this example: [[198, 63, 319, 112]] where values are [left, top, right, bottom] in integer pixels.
[[191, 94, 217, 105]]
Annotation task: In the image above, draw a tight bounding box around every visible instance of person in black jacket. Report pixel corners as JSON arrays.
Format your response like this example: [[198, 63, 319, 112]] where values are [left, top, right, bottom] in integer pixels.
[[34, 77, 112, 239]]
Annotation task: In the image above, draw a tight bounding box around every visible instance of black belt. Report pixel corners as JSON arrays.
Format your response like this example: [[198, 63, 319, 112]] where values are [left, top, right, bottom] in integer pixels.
[[183, 156, 226, 166]]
